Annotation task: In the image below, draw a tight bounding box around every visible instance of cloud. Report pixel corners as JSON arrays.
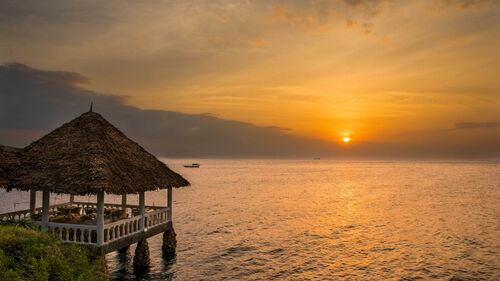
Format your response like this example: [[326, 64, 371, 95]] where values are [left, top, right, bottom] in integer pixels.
[[440, 0, 499, 9], [345, 19, 373, 35], [0, 63, 341, 158], [269, 0, 383, 32], [1, 63, 499, 159], [2, 62, 90, 85], [454, 122, 500, 129]]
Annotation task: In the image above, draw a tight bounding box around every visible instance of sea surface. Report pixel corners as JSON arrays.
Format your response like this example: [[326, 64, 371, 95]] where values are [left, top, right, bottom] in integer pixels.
[[1, 160, 499, 280]]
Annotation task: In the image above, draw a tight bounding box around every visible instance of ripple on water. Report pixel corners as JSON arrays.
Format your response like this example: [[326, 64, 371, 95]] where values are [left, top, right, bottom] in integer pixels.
[[98, 160, 500, 280], [220, 245, 257, 257]]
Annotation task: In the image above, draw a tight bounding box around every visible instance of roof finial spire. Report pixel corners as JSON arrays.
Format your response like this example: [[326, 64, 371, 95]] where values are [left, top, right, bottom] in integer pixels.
[[90, 102, 93, 112]]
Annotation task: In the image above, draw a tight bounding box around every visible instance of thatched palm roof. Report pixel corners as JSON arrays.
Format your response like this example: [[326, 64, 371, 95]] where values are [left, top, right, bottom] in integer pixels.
[[9, 111, 189, 195], [0, 145, 20, 189]]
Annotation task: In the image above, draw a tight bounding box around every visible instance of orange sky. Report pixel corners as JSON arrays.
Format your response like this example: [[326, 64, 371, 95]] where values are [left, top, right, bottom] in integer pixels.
[[1, 0, 499, 149]]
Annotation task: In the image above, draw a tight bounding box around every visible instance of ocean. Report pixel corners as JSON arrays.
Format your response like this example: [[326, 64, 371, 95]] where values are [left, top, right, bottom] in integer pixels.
[[2, 160, 499, 280]]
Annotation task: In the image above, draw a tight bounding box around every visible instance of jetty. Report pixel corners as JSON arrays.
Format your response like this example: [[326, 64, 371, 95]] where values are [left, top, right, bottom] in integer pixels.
[[0, 110, 189, 265]]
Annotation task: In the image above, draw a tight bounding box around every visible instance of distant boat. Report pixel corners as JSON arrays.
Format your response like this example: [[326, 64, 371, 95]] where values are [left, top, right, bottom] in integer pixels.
[[184, 163, 200, 168], [313, 157, 321, 160]]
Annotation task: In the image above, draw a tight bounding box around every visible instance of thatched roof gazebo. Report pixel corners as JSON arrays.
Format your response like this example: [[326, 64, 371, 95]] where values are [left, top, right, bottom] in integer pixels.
[[10, 111, 188, 194], [0, 110, 189, 256]]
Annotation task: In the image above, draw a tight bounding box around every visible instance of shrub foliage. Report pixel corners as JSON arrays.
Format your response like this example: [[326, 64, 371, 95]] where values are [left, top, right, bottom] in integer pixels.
[[0, 225, 106, 281]]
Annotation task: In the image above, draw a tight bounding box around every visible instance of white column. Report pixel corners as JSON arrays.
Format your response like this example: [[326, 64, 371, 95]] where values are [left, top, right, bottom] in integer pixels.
[[96, 191, 105, 246], [30, 190, 36, 215], [121, 194, 127, 217], [42, 191, 50, 230], [167, 187, 173, 221], [139, 191, 145, 231]]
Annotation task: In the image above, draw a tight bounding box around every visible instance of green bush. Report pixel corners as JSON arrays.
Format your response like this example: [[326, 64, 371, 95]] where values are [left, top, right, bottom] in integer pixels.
[[0, 225, 107, 281]]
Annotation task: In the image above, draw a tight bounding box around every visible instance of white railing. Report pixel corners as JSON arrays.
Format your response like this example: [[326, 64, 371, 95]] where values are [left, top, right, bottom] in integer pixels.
[[0, 202, 165, 221], [144, 207, 170, 229], [102, 207, 170, 245], [73, 201, 164, 209], [72, 201, 164, 216], [0, 209, 37, 221], [103, 214, 142, 244], [35, 221, 97, 245], [1, 202, 171, 247], [0, 202, 71, 221]]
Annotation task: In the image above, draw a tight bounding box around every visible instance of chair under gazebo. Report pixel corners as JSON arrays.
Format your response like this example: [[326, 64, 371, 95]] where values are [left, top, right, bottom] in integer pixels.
[[0, 110, 189, 262]]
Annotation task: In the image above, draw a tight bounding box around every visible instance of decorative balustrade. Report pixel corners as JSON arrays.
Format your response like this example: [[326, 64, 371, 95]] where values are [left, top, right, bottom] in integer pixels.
[[0, 202, 70, 221], [103, 214, 142, 244], [73, 201, 164, 209], [102, 207, 170, 245], [144, 207, 170, 229], [33, 221, 97, 245], [72, 201, 164, 215], [1, 202, 171, 248], [0, 209, 37, 221]]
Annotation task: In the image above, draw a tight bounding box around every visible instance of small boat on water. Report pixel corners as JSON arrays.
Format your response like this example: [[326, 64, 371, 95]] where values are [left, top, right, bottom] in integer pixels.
[[184, 163, 200, 168]]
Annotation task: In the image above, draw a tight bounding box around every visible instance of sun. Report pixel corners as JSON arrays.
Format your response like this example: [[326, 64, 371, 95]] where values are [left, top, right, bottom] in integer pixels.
[[343, 136, 351, 143]]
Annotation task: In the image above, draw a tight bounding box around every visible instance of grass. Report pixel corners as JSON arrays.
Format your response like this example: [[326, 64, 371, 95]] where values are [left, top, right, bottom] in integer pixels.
[[0, 221, 106, 281]]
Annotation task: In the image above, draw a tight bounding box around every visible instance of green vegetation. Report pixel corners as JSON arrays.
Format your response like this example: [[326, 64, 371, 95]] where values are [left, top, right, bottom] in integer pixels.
[[0, 221, 106, 281]]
